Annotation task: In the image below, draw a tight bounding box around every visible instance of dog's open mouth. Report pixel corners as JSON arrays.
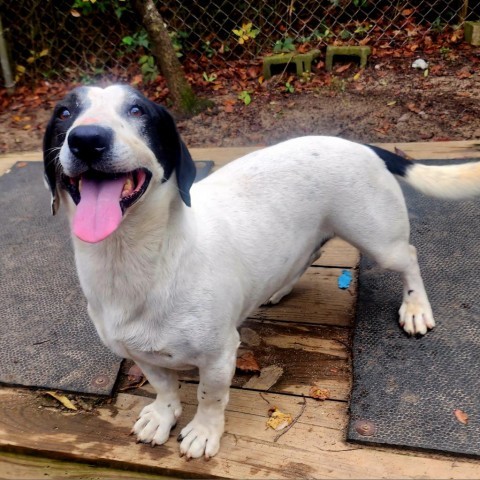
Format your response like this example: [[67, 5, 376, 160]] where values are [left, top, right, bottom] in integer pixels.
[[62, 168, 152, 244]]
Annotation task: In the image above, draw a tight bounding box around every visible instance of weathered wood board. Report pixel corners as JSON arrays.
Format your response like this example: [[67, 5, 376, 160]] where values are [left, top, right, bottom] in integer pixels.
[[1, 387, 479, 479]]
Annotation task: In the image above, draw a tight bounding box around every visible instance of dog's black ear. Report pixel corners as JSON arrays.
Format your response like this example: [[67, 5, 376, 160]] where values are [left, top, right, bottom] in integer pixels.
[[43, 115, 60, 215], [153, 105, 196, 207]]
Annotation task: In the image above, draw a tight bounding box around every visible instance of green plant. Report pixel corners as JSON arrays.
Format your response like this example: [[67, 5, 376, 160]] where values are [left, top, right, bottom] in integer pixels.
[[353, 0, 368, 7], [202, 40, 216, 58], [202, 72, 217, 82], [439, 46, 451, 56], [121, 30, 150, 53], [285, 82, 295, 93], [71, 0, 128, 18], [138, 55, 158, 82], [298, 27, 332, 43], [273, 37, 296, 53], [238, 90, 252, 105], [232, 22, 260, 45], [170, 30, 188, 58], [354, 24, 372, 37], [26, 48, 49, 65], [431, 17, 445, 33], [340, 29, 353, 40]]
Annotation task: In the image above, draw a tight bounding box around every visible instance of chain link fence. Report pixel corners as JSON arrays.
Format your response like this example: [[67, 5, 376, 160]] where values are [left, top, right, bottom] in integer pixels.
[[1, 0, 477, 84]]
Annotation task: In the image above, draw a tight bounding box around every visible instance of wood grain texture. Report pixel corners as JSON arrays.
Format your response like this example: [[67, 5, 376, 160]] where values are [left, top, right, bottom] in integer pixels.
[[0, 452, 170, 480], [2, 140, 479, 176], [176, 319, 352, 401], [3, 140, 480, 479], [250, 267, 357, 327], [1, 387, 479, 479], [314, 237, 360, 268]]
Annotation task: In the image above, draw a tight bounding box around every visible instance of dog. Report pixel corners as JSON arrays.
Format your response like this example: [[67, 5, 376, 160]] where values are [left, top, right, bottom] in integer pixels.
[[43, 85, 480, 459]]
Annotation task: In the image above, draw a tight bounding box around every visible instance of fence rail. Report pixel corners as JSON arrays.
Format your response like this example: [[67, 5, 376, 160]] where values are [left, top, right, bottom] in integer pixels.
[[1, 0, 477, 85]]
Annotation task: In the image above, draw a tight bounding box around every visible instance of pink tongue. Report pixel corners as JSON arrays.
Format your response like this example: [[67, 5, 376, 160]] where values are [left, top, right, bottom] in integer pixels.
[[73, 176, 126, 243]]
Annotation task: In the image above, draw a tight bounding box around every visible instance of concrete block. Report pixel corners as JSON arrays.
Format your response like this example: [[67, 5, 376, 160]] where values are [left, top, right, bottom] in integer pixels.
[[325, 45, 371, 71], [262, 49, 321, 79], [464, 21, 480, 46]]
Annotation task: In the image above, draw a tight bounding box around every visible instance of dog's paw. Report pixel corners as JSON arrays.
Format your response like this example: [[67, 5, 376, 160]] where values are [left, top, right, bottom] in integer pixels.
[[132, 400, 182, 446], [399, 294, 435, 336], [177, 415, 224, 459]]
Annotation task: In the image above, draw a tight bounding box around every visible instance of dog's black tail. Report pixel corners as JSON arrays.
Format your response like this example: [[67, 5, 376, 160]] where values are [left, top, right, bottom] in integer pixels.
[[367, 144, 480, 200]]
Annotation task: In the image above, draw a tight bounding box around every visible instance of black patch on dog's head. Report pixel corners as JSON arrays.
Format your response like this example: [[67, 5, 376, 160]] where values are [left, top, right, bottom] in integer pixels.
[[123, 87, 196, 207], [43, 87, 90, 214]]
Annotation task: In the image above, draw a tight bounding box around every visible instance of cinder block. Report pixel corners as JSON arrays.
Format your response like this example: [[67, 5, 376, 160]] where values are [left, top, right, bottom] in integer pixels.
[[464, 21, 480, 46], [325, 45, 371, 71], [262, 49, 321, 80]]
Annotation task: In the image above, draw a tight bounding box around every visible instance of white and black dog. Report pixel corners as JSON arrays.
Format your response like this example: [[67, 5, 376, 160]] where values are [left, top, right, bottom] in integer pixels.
[[44, 85, 480, 459]]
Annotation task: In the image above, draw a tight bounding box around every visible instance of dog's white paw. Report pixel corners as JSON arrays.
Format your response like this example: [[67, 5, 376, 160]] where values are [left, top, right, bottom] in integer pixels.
[[177, 414, 224, 459], [132, 400, 182, 446], [398, 293, 435, 336]]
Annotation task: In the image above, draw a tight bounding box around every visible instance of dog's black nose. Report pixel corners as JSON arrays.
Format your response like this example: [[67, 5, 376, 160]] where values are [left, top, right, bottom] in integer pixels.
[[68, 125, 113, 164]]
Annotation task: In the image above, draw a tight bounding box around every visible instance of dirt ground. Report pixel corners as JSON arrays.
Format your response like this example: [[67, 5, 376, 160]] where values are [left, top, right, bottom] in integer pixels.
[[0, 54, 478, 155]]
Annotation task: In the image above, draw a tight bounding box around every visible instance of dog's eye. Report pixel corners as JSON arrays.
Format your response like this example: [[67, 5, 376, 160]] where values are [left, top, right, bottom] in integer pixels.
[[128, 105, 144, 117], [58, 108, 71, 121]]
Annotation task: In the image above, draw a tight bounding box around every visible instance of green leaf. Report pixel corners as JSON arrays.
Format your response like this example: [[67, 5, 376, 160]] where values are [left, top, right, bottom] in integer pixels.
[[238, 90, 251, 106]]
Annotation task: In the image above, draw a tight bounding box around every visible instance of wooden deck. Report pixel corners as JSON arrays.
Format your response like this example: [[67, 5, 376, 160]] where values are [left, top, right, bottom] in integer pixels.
[[1, 141, 480, 479]]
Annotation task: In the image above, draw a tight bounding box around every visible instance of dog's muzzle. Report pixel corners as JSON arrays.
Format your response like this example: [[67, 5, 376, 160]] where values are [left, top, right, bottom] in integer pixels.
[[68, 125, 113, 167], [61, 125, 152, 244]]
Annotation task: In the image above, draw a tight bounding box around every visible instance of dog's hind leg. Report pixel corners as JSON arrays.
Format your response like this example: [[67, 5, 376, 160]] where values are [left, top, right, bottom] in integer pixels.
[[368, 242, 435, 335], [334, 198, 434, 335], [264, 245, 324, 305]]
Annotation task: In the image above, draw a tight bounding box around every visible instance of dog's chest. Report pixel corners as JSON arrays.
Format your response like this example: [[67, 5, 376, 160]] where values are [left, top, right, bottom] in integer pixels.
[[91, 305, 201, 370]]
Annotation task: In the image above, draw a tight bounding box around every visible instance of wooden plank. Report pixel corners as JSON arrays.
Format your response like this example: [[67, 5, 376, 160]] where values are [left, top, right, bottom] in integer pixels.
[[374, 140, 480, 160], [175, 320, 351, 401], [250, 267, 356, 327], [1, 387, 479, 479], [314, 237, 359, 268], [0, 452, 170, 480], [2, 140, 479, 176]]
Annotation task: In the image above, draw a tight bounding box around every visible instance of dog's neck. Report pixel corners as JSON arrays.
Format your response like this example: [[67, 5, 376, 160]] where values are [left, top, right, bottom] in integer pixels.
[[72, 178, 195, 311]]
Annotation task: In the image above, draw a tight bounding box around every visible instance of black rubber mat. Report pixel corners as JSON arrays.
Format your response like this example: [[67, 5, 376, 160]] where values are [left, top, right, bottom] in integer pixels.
[[348, 159, 480, 456], [0, 160, 213, 395]]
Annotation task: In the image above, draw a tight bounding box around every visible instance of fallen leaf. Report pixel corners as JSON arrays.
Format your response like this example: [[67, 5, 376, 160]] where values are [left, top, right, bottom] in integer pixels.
[[454, 409, 469, 425], [247, 66, 259, 78], [309, 386, 330, 400], [236, 351, 260, 373], [386, 100, 397, 106], [70, 9, 81, 17], [127, 363, 144, 383], [456, 68, 472, 79], [335, 63, 351, 74], [266, 407, 293, 431], [46, 391, 77, 410], [16, 162, 28, 168], [131, 74, 143, 86], [407, 102, 422, 114], [353, 71, 362, 81]]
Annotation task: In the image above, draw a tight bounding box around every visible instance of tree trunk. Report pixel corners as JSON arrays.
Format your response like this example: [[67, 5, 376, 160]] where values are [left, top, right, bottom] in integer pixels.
[[132, 0, 206, 115]]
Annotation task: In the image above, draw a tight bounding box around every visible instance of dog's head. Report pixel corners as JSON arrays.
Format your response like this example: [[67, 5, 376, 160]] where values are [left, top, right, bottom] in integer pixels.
[[43, 85, 196, 243]]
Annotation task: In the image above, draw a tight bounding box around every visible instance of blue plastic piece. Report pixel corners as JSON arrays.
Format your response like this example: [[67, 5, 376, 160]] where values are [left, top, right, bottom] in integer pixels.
[[338, 269, 352, 289]]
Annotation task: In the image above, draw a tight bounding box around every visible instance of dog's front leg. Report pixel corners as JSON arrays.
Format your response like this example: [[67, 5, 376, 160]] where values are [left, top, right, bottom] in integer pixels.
[[178, 337, 238, 459], [131, 362, 182, 446]]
